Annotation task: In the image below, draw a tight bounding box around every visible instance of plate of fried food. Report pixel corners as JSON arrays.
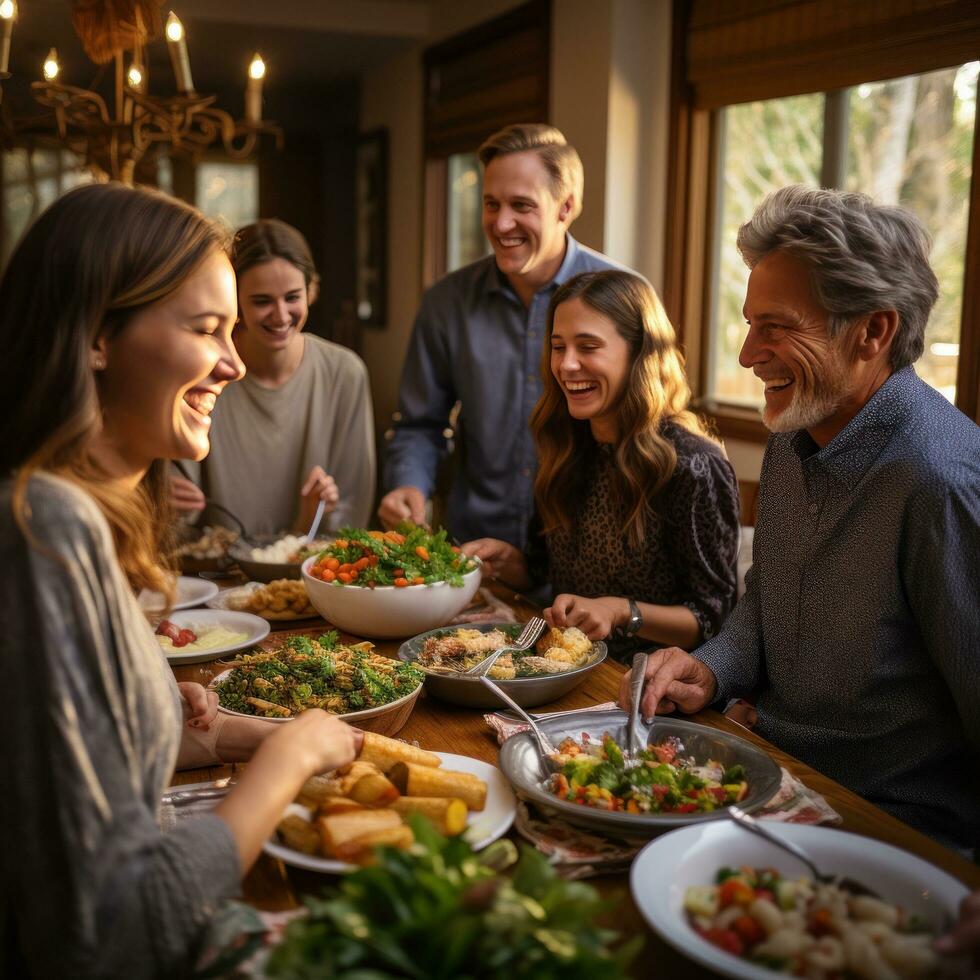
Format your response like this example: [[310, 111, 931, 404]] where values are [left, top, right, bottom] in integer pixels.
[[267, 731, 516, 872], [398, 622, 607, 708], [208, 579, 321, 622]]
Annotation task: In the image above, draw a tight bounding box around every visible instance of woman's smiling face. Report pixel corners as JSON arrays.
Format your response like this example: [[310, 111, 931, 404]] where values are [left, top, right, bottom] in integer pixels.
[[550, 296, 631, 439], [237, 257, 310, 352], [96, 249, 243, 470]]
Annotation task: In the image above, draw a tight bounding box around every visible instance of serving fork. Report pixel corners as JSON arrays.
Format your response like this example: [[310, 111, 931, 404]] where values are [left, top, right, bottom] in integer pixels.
[[464, 616, 548, 676]]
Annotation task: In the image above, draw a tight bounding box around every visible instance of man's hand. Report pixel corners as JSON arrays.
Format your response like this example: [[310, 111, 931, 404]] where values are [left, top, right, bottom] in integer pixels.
[[461, 538, 530, 590], [378, 485, 427, 529], [618, 647, 718, 720], [546, 594, 627, 641], [170, 475, 205, 512]]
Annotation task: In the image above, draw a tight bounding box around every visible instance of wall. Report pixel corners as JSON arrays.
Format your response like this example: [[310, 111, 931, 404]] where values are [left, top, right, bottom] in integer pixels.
[[359, 0, 530, 436], [358, 0, 765, 483], [360, 47, 425, 433]]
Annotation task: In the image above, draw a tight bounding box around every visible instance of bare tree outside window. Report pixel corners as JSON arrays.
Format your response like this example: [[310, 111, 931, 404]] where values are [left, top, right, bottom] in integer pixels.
[[447, 152, 490, 273], [709, 63, 978, 408]]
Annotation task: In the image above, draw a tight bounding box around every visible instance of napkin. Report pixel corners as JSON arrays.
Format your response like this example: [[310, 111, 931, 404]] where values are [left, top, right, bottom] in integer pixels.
[[485, 702, 842, 880], [449, 586, 520, 625]]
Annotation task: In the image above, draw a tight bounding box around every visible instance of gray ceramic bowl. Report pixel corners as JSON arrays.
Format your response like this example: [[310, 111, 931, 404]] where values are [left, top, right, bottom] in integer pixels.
[[397, 622, 607, 709], [498, 709, 782, 837], [227, 537, 303, 583]]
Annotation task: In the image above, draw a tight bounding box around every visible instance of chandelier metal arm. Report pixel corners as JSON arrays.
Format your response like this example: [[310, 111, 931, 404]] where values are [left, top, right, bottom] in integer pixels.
[[1, 13, 281, 184]]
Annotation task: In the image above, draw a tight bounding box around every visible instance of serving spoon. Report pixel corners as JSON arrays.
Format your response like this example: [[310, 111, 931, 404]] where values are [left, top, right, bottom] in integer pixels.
[[477, 675, 561, 775], [626, 650, 649, 759], [302, 498, 327, 545], [727, 804, 879, 898]]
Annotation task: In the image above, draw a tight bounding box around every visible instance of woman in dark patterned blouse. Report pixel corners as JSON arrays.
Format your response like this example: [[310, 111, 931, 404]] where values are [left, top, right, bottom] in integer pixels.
[[464, 269, 739, 659]]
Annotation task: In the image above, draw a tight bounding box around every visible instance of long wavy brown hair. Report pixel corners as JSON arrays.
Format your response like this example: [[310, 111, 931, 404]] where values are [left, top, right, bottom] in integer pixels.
[[531, 269, 714, 549], [0, 183, 230, 600]]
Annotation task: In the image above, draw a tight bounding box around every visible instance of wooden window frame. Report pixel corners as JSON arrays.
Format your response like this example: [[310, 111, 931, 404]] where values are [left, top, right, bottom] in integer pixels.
[[666, 0, 980, 438]]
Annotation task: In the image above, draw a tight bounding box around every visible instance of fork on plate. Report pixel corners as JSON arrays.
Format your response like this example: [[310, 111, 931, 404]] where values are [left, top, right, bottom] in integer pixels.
[[464, 616, 548, 677]]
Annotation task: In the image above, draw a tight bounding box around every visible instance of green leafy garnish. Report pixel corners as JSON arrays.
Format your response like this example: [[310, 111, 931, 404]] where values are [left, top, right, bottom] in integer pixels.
[[264, 816, 639, 979]]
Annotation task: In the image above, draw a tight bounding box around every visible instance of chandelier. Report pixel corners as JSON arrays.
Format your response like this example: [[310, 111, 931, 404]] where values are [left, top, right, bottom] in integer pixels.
[[0, 0, 281, 184]]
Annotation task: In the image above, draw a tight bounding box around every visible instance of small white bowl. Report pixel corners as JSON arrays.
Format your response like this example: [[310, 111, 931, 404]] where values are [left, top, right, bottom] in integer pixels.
[[301, 556, 482, 639]]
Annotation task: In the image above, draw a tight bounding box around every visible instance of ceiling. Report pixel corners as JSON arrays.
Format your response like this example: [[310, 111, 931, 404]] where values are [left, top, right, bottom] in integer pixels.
[[2, 1, 431, 109]]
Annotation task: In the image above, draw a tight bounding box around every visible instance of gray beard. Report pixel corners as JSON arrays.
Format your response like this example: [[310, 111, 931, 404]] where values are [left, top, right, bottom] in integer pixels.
[[761, 356, 851, 434]]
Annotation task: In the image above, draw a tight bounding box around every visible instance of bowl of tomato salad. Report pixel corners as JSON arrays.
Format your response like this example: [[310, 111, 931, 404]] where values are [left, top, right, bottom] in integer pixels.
[[302, 526, 482, 638], [498, 710, 781, 837]]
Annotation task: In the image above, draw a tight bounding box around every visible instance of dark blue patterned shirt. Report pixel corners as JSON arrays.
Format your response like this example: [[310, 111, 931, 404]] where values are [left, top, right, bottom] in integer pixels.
[[383, 235, 628, 548], [696, 367, 980, 853]]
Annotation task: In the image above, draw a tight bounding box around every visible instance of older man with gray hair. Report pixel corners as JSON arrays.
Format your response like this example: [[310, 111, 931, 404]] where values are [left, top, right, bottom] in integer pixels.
[[623, 185, 980, 855]]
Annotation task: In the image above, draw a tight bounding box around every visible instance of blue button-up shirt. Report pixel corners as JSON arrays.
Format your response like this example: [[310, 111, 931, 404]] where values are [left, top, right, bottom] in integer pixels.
[[383, 235, 627, 547], [696, 367, 980, 852]]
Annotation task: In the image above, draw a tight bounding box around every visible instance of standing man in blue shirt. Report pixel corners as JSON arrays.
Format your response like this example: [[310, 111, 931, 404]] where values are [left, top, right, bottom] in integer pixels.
[[621, 185, 980, 855], [378, 124, 629, 547]]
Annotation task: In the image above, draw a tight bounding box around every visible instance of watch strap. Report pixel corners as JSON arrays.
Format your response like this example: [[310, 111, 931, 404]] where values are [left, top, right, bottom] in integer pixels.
[[624, 597, 643, 637]]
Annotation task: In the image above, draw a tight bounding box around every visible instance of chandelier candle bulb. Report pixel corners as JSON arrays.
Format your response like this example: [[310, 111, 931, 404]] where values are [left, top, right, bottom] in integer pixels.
[[127, 61, 144, 92], [165, 11, 193, 93], [0, 0, 15, 76], [246, 53, 264, 123], [42, 47, 59, 81]]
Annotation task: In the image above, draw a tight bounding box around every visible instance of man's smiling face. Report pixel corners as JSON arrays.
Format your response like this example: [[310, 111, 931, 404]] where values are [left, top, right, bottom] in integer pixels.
[[740, 249, 854, 434], [482, 150, 570, 284]]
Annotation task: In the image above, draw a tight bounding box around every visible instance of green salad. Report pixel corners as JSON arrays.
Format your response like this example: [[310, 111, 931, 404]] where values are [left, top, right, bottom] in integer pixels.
[[549, 733, 749, 815], [213, 633, 424, 717], [307, 525, 477, 588]]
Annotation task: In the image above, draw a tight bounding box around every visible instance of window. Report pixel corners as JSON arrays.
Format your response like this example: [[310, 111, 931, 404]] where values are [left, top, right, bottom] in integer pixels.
[[708, 63, 978, 409], [446, 152, 490, 273], [1, 148, 93, 267], [195, 160, 258, 231], [422, 0, 549, 284]]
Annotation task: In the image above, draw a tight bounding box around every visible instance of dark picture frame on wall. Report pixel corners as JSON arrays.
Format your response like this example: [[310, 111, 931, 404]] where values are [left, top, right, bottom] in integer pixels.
[[355, 128, 388, 327]]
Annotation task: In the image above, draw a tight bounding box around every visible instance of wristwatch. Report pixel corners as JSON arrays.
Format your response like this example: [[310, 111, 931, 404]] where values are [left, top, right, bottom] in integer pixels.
[[622, 598, 643, 638]]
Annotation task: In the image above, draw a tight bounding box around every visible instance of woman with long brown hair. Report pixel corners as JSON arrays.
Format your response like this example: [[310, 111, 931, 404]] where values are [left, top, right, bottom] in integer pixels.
[[0, 184, 360, 977], [464, 269, 739, 657], [171, 218, 376, 536]]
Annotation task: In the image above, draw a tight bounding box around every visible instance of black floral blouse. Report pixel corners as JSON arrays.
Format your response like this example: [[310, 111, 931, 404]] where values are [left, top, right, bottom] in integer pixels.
[[526, 425, 741, 660]]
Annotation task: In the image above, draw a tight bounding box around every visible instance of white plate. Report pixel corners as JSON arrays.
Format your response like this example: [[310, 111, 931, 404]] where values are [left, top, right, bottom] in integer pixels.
[[157, 609, 270, 665], [264, 751, 517, 873], [629, 822, 969, 980], [139, 576, 219, 613], [206, 583, 321, 623]]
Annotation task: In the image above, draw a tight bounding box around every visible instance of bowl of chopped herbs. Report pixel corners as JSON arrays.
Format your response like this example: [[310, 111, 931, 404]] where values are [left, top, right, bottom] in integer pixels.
[[210, 631, 425, 736]]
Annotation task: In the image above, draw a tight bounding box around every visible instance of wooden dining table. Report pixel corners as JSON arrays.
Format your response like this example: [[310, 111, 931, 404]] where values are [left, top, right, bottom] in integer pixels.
[[170, 587, 980, 978]]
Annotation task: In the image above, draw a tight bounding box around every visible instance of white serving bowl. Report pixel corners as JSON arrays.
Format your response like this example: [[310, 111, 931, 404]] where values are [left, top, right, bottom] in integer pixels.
[[300, 556, 482, 639], [630, 822, 969, 980]]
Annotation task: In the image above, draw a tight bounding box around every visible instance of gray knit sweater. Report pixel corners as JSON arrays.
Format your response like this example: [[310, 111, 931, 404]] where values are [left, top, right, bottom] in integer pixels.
[[0, 474, 240, 978]]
